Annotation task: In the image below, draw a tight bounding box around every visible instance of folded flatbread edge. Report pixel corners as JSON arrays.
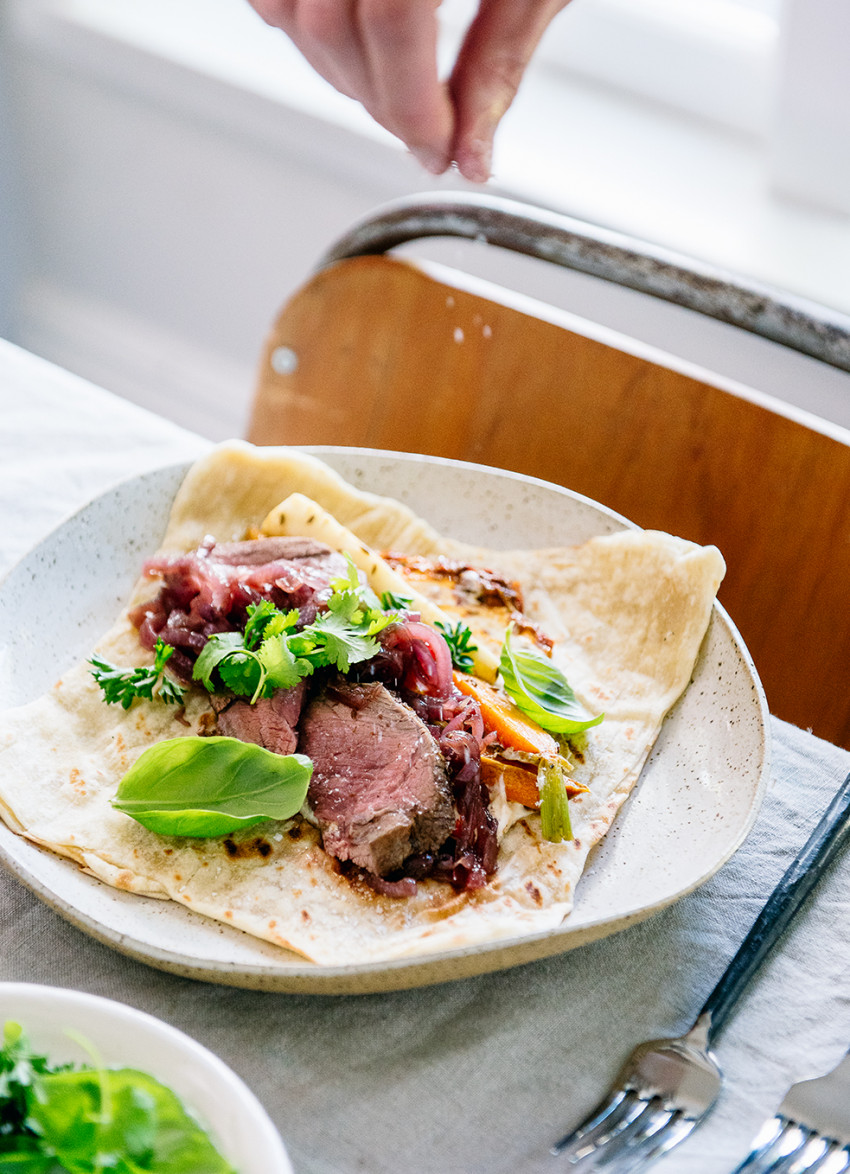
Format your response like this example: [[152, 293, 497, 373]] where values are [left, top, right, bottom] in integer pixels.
[[0, 442, 725, 966]]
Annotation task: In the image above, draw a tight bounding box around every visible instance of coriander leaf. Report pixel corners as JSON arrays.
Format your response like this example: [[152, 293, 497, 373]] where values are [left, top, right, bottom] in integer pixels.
[[192, 633, 247, 692], [216, 651, 264, 702], [499, 629, 603, 735], [264, 609, 300, 640], [192, 564, 394, 702], [196, 609, 308, 701], [242, 600, 279, 649], [89, 639, 186, 710], [308, 610, 381, 672], [365, 611, 396, 637], [242, 601, 299, 651], [257, 635, 313, 692], [325, 589, 365, 626], [112, 736, 312, 837], [328, 555, 386, 621], [194, 636, 268, 702], [329, 553, 361, 597], [324, 560, 367, 625], [434, 621, 478, 673], [538, 759, 573, 842]]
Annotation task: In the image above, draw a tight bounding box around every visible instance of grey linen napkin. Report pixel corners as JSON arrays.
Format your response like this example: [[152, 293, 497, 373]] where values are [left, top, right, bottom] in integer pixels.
[[1, 719, 848, 1174]]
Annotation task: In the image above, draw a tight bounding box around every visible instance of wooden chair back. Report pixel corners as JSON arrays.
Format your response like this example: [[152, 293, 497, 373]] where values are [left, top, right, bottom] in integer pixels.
[[248, 254, 850, 749]]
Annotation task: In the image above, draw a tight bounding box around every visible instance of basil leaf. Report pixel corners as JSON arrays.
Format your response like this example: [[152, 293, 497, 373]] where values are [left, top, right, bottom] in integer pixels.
[[112, 737, 312, 837], [499, 629, 603, 735]]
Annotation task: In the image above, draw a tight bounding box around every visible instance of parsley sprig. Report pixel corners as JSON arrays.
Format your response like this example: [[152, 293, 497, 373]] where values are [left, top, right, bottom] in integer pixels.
[[89, 638, 186, 710], [435, 620, 478, 673], [193, 556, 399, 703]]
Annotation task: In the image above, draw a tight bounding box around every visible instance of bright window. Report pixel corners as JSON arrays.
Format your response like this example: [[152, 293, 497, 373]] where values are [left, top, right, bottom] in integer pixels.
[[440, 0, 780, 136], [440, 0, 849, 215]]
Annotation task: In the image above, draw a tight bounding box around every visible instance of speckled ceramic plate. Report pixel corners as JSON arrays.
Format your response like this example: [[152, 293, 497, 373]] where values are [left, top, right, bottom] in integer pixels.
[[0, 449, 770, 993], [0, 983, 291, 1171]]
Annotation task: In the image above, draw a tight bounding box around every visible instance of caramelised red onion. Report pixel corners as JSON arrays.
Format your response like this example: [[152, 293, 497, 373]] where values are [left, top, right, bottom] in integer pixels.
[[369, 620, 454, 701], [362, 873, 418, 898], [396, 685, 499, 892]]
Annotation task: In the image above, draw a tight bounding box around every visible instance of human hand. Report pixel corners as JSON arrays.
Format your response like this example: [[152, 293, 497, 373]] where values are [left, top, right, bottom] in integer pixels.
[[247, 0, 571, 182]]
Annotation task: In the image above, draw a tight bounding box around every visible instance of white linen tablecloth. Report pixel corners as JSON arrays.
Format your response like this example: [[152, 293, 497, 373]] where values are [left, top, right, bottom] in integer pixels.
[[2, 337, 850, 1174]]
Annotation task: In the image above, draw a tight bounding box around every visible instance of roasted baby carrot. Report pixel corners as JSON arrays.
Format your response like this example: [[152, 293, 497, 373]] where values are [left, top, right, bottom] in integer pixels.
[[453, 671, 558, 757]]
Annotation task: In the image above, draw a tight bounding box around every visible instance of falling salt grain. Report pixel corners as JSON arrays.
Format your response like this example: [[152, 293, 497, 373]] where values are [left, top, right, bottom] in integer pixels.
[[274, 832, 283, 841], [454, 327, 464, 343], [446, 295, 455, 308], [483, 324, 492, 339]]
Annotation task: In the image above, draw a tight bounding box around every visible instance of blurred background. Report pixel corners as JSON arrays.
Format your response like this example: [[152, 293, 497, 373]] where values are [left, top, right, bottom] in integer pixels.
[[1, 0, 848, 439]]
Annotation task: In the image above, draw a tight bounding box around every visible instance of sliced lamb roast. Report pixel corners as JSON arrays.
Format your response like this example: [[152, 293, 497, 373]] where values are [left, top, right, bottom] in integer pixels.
[[208, 536, 339, 571], [214, 682, 307, 755], [298, 681, 455, 877], [131, 536, 349, 679]]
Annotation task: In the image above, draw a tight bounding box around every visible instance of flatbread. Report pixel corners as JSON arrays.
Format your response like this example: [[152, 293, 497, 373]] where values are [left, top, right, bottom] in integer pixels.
[[0, 443, 725, 965]]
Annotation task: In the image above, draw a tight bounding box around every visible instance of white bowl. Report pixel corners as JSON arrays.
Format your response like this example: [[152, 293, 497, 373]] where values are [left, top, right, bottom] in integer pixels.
[[0, 983, 291, 1174]]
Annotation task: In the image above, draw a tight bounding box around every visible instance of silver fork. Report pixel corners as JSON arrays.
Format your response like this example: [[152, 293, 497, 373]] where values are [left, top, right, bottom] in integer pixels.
[[731, 1051, 850, 1174], [733, 1117, 849, 1174], [551, 769, 850, 1172]]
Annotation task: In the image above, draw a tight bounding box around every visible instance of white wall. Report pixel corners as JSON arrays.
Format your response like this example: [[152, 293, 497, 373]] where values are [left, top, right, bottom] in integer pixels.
[[5, 20, 431, 435], [4, 0, 850, 439]]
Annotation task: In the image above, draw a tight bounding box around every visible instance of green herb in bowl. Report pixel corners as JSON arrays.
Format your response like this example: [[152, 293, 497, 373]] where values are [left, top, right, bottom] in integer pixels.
[[0, 1019, 235, 1173]]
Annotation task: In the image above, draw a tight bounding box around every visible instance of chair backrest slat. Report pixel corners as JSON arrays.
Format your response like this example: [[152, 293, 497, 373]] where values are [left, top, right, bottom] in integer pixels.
[[248, 255, 850, 748]]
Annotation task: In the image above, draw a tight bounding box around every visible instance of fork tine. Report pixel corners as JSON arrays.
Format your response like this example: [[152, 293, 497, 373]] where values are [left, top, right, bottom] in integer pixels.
[[591, 1102, 675, 1170], [787, 1142, 850, 1174], [612, 1112, 699, 1174], [552, 1088, 628, 1152], [784, 1135, 834, 1174], [734, 1120, 820, 1174], [814, 1147, 850, 1174], [736, 1117, 790, 1171], [734, 1131, 850, 1174], [552, 1090, 647, 1160], [598, 1100, 675, 1158], [763, 1120, 811, 1169]]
